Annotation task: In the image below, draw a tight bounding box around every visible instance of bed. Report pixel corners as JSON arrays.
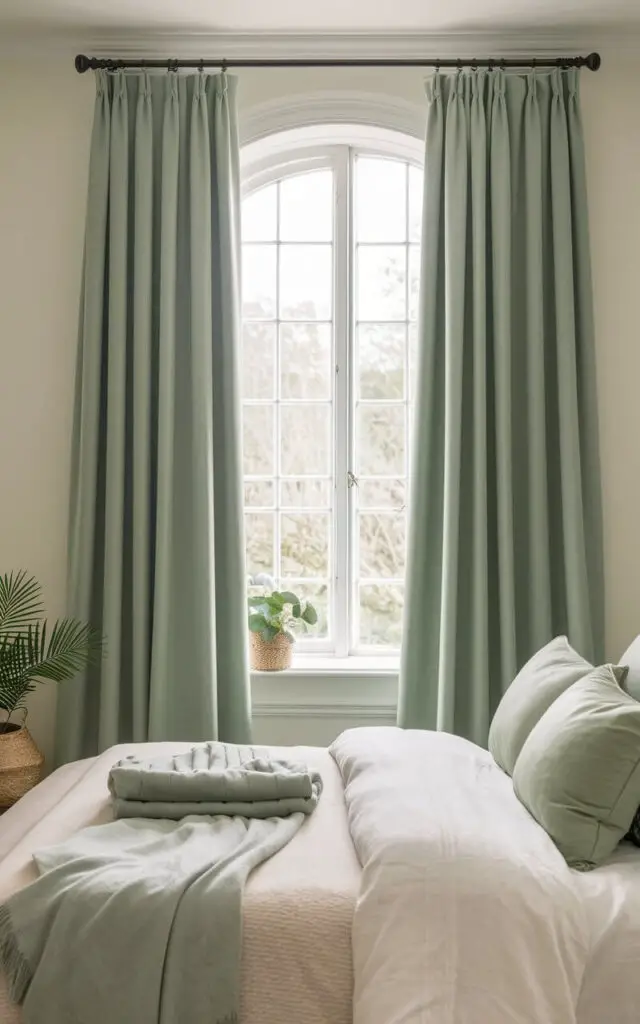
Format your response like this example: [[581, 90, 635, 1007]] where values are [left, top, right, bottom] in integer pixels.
[[3, 729, 640, 1024], [0, 742, 359, 1024]]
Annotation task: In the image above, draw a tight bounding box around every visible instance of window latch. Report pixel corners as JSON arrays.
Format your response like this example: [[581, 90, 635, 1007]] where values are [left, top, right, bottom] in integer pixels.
[[347, 471, 359, 489]]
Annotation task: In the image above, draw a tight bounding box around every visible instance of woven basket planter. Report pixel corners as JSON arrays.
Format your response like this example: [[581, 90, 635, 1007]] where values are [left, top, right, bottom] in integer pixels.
[[0, 725, 44, 809], [250, 631, 293, 672]]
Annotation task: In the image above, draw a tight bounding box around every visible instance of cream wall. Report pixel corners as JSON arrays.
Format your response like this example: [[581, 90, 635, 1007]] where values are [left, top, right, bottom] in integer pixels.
[[0, 51, 638, 763]]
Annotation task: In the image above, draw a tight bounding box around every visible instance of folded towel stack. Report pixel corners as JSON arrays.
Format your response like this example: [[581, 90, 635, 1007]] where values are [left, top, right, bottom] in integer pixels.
[[108, 741, 323, 819]]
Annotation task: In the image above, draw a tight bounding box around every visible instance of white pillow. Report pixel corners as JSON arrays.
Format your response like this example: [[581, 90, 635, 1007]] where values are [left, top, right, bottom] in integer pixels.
[[619, 636, 640, 701]]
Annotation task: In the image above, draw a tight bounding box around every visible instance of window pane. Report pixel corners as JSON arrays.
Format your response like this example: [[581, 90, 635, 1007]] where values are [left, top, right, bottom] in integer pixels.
[[243, 405, 274, 475], [244, 481, 274, 507], [280, 245, 332, 321], [242, 184, 277, 241], [242, 244, 277, 319], [245, 512, 274, 575], [281, 405, 330, 475], [409, 245, 421, 322], [358, 478, 406, 509], [356, 405, 405, 476], [280, 171, 333, 241], [280, 513, 330, 577], [358, 325, 405, 400], [359, 512, 406, 579], [356, 158, 406, 242], [357, 246, 406, 321], [359, 583, 404, 647], [280, 580, 329, 639], [280, 479, 332, 508], [408, 323, 418, 399], [242, 323, 275, 400], [280, 324, 331, 400], [409, 166, 423, 243]]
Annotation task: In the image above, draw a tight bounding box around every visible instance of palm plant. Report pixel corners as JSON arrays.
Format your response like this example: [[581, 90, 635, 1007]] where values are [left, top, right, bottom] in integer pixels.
[[0, 571, 103, 734]]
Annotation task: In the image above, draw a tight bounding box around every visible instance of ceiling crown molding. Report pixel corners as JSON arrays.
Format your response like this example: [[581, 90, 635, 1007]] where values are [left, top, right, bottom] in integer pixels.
[[2, 26, 639, 60]]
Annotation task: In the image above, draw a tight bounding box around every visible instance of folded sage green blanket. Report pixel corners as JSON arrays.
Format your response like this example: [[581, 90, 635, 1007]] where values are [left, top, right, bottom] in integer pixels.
[[0, 743, 322, 1024], [108, 741, 322, 819]]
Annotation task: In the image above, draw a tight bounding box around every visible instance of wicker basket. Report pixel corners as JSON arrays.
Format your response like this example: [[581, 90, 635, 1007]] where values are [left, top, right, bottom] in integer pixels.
[[0, 725, 44, 809], [250, 631, 293, 671]]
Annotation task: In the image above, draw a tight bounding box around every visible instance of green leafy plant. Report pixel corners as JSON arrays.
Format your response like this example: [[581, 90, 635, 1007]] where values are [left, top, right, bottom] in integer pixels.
[[247, 577, 318, 643], [0, 571, 104, 734]]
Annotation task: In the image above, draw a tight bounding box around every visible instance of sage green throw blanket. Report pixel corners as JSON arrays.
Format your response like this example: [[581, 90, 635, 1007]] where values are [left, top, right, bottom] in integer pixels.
[[0, 743, 322, 1024]]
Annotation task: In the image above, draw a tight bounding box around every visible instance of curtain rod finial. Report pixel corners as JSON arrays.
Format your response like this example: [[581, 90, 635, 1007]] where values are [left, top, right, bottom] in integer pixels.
[[75, 54, 91, 74], [586, 52, 601, 71]]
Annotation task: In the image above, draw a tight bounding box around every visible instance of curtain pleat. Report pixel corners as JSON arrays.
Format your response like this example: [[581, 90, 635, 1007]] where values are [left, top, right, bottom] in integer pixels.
[[55, 71, 251, 762], [398, 68, 603, 745]]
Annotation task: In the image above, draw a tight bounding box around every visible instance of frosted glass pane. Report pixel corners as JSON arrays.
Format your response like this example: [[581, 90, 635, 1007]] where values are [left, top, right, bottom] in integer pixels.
[[280, 171, 333, 241], [409, 245, 421, 322], [359, 583, 404, 647], [280, 479, 332, 508], [356, 158, 407, 242], [281, 405, 330, 475], [359, 512, 406, 579], [357, 405, 405, 476], [242, 184, 277, 242], [280, 513, 330, 577], [358, 325, 405, 400], [280, 323, 331, 400], [242, 323, 275, 400], [409, 166, 423, 243], [358, 479, 406, 509], [243, 405, 274, 476], [242, 244, 276, 319], [245, 513, 274, 575], [244, 481, 274, 507], [357, 246, 406, 321], [280, 245, 332, 321]]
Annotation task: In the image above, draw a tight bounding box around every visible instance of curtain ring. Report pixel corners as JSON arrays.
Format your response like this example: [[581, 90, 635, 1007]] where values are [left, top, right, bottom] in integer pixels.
[[471, 56, 477, 70], [456, 57, 462, 71], [435, 58, 440, 73], [221, 58, 228, 73], [198, 58, 204, 73]]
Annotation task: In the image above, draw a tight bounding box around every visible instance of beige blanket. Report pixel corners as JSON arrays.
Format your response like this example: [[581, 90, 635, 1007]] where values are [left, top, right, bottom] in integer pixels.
[[0, 743, 359, 1024]]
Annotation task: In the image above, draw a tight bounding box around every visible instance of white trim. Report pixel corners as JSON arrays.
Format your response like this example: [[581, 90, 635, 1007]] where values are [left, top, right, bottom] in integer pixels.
[[253, 701, 396, 719], [15, 28, 638, 60], [240, 94, 426, 150]]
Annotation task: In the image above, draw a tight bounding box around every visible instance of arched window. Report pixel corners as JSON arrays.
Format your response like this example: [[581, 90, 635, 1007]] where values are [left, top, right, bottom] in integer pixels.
[[241, 125, 424, 656]]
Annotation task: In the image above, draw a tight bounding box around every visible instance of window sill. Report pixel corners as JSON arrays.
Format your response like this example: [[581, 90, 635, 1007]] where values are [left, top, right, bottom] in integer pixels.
[[251, 653, 400, 678]]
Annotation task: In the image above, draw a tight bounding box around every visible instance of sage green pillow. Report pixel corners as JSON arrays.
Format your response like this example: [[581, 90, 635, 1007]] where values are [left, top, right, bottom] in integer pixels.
[[488, 636, 593, 776], [513, 664, 636, 870]]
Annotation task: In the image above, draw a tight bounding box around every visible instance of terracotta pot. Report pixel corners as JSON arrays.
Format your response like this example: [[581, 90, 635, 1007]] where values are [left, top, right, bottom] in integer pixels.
[[0, 724, 44, 808], [249, 631, 293, 671]]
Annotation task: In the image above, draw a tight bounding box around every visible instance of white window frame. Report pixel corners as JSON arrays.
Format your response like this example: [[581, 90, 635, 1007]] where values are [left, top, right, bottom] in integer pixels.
[[242, 117, 424, 662]]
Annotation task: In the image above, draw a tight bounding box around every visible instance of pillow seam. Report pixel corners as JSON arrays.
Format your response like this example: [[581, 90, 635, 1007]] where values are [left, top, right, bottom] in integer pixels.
[[589, 753, 640, 861]]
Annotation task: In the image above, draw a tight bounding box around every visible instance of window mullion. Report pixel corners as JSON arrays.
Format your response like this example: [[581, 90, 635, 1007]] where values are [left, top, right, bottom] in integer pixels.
[[333, 147, 351, 658]]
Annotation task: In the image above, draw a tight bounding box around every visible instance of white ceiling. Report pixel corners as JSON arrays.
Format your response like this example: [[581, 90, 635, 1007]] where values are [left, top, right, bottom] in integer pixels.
[[3, 0, 640, 35]]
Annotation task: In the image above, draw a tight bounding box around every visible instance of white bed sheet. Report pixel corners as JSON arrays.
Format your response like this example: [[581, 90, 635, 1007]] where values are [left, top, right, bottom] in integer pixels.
[[0, 742, 359, 1024]]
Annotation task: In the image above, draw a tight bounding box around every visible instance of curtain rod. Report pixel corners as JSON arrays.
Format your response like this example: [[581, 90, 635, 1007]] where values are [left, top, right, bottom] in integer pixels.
[[74, 52, 602, 74]]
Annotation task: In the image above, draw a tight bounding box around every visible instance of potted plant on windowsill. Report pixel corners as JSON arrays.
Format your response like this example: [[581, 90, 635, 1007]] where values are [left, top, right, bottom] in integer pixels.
[[0, 571, 103, 807], [247, 574, 318, 672]]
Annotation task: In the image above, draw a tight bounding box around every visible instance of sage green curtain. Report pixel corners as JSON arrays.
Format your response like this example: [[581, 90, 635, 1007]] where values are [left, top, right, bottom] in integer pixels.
[[55, 71, 251, 763], [398, 68, 603, 745]]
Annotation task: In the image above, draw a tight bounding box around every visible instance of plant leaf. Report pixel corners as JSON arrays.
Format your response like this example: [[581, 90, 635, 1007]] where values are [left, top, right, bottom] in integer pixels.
[[278, 591, 299, 606], [248, 613, 268, 632], [291, 603, 301, 618], [265, 593, 285, 610], [301, 603, 318, 625], [248, 596, 269, 607], [0, 572, 43, 635], [261, 625, 279, 641]]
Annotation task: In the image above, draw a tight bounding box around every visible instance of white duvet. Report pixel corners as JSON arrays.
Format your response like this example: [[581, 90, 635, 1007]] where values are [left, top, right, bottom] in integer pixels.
[[330, 727, 640, 1024]]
